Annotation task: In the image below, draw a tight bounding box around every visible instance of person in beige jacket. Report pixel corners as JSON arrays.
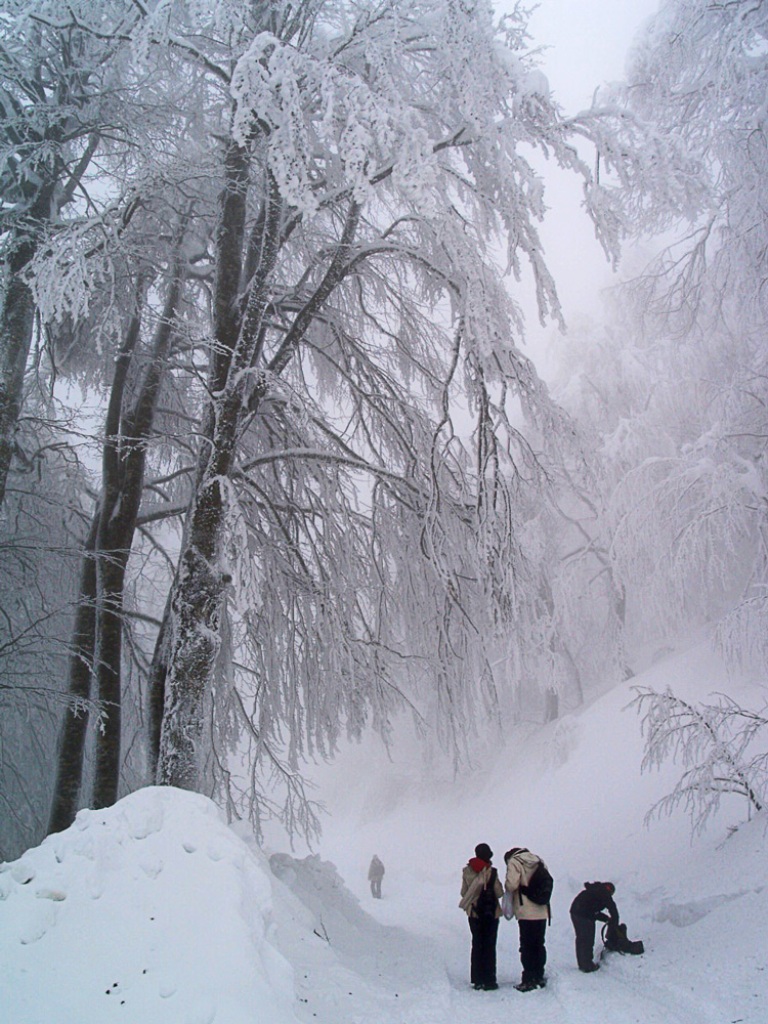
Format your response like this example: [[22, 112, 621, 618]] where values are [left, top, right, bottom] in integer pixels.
[[504, 846, 550, 991], [459, 843, 504, 990]]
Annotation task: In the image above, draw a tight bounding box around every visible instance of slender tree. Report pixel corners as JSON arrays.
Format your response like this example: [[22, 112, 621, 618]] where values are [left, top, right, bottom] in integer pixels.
[[48, 235, 189, 831], [632, 686, 767, 834], [0, 0, 146, 508]]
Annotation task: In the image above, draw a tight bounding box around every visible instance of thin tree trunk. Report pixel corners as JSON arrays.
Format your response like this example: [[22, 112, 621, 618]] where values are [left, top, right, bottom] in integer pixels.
[[88, 297, 143, 808], [147, 589, 174, 776], [49, 256, 185, 826], [91, 553, 129, 809], [91, 261, 185, 807], [48, 513, 99, 834], [0, 239, 41, 509]]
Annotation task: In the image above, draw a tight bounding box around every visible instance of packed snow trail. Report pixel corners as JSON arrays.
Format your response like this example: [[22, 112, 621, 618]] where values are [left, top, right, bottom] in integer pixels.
[[284, 643, 768, 1024], [272, 854, 765, 1024]]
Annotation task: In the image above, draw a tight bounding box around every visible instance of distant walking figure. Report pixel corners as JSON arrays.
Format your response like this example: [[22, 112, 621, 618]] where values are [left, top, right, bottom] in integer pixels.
[[459, 842, 503, 991], [570, 881, 619, 972], [368, 855, 385, 898]]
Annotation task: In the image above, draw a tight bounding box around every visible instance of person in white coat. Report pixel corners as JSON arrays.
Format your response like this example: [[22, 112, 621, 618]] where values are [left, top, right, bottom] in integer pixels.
[[504, 846, 550, 991]]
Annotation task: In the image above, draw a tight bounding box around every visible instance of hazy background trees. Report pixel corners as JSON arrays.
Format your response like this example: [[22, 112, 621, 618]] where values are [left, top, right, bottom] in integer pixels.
[[1, 0, 764, 859], [552, 0, 768, 674]]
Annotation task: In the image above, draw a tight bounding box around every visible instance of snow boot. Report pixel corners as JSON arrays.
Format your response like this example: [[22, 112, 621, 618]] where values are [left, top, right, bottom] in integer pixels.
[[515, 977, 545, 992]]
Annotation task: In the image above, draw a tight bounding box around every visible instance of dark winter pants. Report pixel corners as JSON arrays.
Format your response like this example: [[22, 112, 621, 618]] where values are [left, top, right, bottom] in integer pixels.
[[571, 912, 597, 970], [468, 915, 499, 987], [370, 877, 382, 898], [518, 918, 547, 984]]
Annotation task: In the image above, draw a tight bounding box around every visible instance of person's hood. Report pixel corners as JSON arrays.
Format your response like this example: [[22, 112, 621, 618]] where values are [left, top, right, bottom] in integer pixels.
[[468, 857, 491, 873], [509, 848, 540, 872]]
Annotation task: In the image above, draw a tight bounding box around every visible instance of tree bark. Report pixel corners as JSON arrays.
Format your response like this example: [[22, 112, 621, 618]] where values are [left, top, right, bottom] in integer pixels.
[[91, 265, 184, 808], [147, 589, 174, 776], [48, 513, 99, 834], [0, 222, 47, 508]]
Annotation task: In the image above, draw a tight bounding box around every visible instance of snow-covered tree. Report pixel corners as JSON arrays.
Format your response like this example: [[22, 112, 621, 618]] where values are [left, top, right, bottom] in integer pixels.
[[47, 221, 194, 833], [148, 0, 661, 798], [1, 0, 232, 835], [0, 0, 157, 509], [3, 0, 706, 844]]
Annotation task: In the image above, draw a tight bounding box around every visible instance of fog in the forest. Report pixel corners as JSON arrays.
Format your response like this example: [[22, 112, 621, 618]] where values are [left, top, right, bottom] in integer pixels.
[[1, 0, 765, 928]]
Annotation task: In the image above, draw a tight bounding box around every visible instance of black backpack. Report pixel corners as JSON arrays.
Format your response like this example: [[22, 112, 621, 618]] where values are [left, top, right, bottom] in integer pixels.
[[474, 868, 499, 919], [519, 859, 554, 906], [602, 920, 644, 956]]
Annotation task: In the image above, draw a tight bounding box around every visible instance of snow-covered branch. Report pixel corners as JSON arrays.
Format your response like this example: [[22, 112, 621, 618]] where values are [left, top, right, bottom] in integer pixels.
[[631, 685, 767, 834]]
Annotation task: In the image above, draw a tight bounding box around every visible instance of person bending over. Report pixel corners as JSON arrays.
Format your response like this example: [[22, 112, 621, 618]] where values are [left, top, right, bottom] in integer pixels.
[[569, 881, 619, 972]]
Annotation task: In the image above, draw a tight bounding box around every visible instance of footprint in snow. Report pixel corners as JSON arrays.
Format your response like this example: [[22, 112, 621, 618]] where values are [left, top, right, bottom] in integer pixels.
[[35, 888, 67, 901], [19, 902, 56, 945], [139, 856, 164, 879], [655, 892, 741, 926], [10, 862, 35, 885]]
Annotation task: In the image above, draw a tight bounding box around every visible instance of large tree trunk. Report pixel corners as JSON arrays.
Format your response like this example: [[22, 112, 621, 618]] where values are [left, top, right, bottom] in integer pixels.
[[156, 478, 229, 789], [156, 136, 360, 790], [156, 141, 266, 788]]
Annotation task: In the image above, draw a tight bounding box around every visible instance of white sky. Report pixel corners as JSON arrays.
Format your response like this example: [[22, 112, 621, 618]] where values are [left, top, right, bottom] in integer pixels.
[[524, 0, 661, 109]]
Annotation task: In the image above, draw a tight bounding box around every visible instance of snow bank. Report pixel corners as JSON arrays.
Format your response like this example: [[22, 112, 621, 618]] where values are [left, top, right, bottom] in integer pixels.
[[0, 787, 301, 1024]]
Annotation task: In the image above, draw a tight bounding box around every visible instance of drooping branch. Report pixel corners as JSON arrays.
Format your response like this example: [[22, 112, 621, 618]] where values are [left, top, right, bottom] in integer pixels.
[[631, 685, 766, 834]]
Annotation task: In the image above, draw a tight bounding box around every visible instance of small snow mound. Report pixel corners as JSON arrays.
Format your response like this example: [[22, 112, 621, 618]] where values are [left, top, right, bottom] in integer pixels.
[[269, 851, 374, 955], [270, 852, 366, 925]]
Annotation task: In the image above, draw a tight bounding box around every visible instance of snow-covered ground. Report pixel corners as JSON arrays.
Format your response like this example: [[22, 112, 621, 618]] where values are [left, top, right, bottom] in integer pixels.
[[1, 639, 766, 1023]]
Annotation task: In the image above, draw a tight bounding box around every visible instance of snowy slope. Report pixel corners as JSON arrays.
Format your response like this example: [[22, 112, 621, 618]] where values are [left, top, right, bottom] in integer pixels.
[[1, 640, 766, 1024], [297, 638, 768, 1022]]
